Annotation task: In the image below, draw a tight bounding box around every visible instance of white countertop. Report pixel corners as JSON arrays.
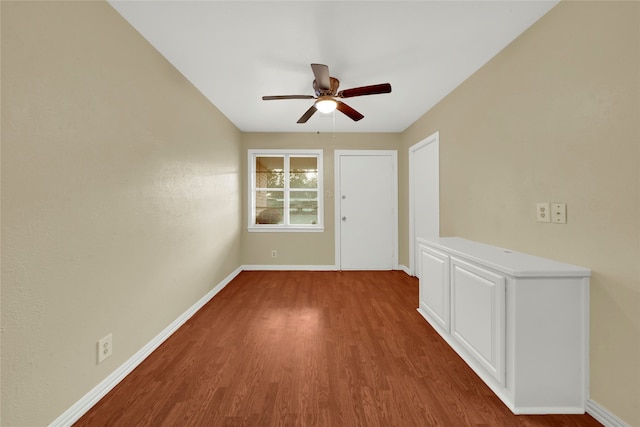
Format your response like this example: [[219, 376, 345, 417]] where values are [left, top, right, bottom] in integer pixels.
[[418, 237, 591, 278]]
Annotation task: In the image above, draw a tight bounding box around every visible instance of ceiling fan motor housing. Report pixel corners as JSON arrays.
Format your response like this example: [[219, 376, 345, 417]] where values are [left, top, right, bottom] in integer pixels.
[[314, 77, 340, 96]]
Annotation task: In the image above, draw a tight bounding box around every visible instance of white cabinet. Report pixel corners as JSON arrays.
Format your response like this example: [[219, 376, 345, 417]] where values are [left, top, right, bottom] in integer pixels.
[[418, 245, 450, 333], [417, 237, 590, 415], [450, 257, 506, 386]]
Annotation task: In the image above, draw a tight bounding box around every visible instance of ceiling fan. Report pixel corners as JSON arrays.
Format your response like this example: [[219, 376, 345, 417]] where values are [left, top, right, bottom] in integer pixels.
[[262, 63, 392, 124]]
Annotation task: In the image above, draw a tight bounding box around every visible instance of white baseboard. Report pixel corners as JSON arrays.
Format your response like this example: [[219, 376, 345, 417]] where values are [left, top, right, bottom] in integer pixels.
[[587, 399, 630, 427], [49, 266, 243, 427], [243, 265, 413, 273], [398, 264, 412, 276], [242, 264, 338, 271]]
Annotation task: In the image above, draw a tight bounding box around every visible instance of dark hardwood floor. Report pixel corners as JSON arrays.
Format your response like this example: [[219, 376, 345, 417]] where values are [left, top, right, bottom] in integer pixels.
[[74, 271, 602, 426]]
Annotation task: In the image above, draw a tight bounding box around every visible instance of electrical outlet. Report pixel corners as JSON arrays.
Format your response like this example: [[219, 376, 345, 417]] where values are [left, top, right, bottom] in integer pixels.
[[97, 334, 112, 364], [552, 203, 567, 224], [536, 202, 550, 223], [271, 250, 277, 258]]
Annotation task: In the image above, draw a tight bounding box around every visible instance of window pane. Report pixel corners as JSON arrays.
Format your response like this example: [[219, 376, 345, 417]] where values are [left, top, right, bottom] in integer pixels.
[[256, 157, 284, 188], [255, 190, 283, 224], [289, 156, 317, 189], [290, 191, 318, 225]]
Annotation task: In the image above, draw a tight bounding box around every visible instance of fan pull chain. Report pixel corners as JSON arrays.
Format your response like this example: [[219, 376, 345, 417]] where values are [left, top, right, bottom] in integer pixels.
[[332, 110, 336, 139]]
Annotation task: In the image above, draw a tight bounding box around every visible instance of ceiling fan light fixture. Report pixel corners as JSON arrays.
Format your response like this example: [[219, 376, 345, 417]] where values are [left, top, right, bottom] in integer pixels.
[[315, 97, 337, 114]]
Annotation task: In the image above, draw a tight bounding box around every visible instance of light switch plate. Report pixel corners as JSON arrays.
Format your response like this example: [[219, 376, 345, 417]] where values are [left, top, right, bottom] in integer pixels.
[[552, 203, 567, 224]]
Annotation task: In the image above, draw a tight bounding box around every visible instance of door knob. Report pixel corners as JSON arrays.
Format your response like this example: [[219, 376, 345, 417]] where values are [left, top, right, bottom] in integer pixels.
[[342, 216, 347, 221]]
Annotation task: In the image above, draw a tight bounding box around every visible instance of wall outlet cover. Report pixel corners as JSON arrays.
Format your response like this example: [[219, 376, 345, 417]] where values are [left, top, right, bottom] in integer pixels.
[[536, 202, 551, 223], [97, 334, 113, 364]]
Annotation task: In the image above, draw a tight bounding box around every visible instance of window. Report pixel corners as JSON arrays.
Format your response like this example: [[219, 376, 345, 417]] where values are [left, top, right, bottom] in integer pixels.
[[248, 149, 323, 232]]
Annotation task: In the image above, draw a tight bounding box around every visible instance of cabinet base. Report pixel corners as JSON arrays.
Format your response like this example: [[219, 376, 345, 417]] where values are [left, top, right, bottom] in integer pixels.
[[417, 308, 586, 415]]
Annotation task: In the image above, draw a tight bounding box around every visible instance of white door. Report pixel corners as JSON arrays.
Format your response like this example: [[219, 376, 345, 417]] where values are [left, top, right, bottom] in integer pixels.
[[335, 150, 397, 270], [410, 132, 440, 277]]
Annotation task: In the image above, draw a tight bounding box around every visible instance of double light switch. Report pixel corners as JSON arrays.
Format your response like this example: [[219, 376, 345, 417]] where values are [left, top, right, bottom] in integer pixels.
[[551, 203, 566, 224]]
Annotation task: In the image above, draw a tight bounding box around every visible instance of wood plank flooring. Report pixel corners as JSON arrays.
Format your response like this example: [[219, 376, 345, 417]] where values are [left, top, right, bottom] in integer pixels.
[[74, 271, 602, 426]]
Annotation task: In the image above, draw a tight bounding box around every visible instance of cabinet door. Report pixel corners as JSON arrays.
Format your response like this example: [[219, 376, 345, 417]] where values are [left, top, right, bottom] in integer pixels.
[[418, 244, 450, 333], [450, 257, 505, 385]]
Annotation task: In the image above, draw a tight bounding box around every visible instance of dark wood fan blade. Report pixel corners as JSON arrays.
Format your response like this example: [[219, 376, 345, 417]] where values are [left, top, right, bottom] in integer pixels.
[[338, 83, 392, 98], [311, 63, 331, 90], [336, 101, 364, 121], [262, 95, 315, 100], [297, 105, 317, 123]]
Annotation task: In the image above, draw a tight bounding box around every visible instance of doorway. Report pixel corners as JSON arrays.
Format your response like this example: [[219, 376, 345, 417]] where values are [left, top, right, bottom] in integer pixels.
[[334, 150, 398, 270]]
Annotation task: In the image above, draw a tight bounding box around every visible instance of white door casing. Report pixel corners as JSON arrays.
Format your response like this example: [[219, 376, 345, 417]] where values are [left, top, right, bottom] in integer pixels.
[[409, 131, 440, 277], [335, 150, 398, 270]]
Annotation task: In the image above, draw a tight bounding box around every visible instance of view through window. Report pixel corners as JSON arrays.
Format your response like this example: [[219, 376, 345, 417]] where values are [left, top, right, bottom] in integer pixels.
[[249, 149, 323, 231]]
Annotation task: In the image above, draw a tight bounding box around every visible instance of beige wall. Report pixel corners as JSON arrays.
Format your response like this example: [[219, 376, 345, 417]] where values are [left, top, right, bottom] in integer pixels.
[[1, 2, 242, 425], [241, 132, 401, 266], [402, 1, 639, 425]]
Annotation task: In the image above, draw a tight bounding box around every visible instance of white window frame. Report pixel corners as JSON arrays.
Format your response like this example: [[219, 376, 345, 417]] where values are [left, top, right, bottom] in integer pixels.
[[248, 149, 324, 232]]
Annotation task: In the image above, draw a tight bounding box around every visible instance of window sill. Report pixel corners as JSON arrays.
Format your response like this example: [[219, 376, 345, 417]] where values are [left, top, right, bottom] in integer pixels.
[[248, 226, 325, 233]]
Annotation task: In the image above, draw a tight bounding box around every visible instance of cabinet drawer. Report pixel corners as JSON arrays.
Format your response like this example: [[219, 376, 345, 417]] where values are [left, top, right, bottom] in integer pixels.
[[450, 257, 506, 385]]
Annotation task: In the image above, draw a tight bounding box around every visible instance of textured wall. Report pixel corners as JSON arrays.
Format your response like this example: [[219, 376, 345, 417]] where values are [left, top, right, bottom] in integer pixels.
[[1, 2, 241, 425], [402, 1, 639, 424], [241, 132, 401, 267]]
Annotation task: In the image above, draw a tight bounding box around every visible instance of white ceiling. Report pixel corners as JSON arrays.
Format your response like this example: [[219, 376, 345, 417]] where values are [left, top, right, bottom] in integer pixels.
[[108, 1, 558, 133]]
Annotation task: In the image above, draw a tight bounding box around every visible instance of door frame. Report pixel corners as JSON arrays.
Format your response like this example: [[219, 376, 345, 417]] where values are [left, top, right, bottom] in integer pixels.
[[409, 131, 440, 277], [334, 150, 398, 270]]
